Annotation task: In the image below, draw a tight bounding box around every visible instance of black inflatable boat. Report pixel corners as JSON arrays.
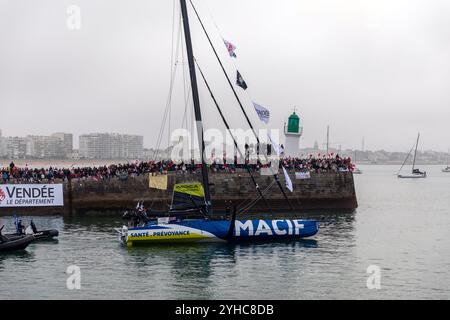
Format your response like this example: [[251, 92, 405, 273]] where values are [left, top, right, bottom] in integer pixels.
[[0, 226, 35, 253], [5, 229, 59, 242], [6, 220, 59, 242], [30, 229, 59, 241]]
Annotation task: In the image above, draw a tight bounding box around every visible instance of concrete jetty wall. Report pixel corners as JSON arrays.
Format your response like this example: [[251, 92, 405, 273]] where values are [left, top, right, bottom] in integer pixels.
[[0, 171, 357, 216]]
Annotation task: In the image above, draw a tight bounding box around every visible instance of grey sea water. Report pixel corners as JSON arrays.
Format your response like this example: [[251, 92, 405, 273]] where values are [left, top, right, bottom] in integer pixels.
[[1, 165, 449, 299]]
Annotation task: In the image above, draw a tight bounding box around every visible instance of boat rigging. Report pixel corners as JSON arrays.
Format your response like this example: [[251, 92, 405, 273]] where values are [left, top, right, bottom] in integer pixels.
[[115, 0, 319, 245]]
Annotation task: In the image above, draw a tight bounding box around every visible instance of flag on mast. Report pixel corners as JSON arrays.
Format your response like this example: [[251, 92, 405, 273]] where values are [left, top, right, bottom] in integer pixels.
[[236, 71, 248, 90], [282, 166, 293, 192], [253, 102, 270, 124], [223, 39, 237, 58]]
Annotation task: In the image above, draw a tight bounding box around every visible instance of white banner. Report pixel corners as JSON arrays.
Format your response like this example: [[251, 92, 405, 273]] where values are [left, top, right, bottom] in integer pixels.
[[0, 184, 64, 207], [295, 172, 311, 180]]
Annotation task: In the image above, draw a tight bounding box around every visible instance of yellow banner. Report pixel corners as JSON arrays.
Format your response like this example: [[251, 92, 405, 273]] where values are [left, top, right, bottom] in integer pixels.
[[149, 174, 168, 190], [173, 183, 204, 198]]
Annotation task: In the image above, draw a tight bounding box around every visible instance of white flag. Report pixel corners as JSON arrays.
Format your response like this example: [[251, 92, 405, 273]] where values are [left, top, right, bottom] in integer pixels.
[[282, 166, 293, 192], [253, 102, 270, 124]]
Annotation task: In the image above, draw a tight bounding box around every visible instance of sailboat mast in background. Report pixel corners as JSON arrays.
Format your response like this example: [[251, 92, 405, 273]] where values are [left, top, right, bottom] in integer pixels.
[[412, 133, 420, 173], [398, 132, 426, 179]]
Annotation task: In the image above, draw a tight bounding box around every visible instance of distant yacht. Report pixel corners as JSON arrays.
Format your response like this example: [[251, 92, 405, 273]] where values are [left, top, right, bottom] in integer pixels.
[[397, 133, 426, 179], [443, 149, 450, 173]]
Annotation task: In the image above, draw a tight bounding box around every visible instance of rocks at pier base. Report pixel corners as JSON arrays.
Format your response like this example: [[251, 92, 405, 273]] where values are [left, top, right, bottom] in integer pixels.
[[0, 171, 357, 216]]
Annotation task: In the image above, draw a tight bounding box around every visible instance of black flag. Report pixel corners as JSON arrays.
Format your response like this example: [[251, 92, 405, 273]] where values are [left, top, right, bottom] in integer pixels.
[[236, 71, 248, 90]]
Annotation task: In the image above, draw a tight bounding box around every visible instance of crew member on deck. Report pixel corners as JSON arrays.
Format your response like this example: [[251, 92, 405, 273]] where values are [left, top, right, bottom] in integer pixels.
[[16, 219, 25, 235]]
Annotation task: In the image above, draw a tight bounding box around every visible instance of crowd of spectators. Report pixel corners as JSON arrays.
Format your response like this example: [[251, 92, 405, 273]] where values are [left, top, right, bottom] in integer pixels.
[[1, 154, 354, 183], [281, 154, 354, 173]]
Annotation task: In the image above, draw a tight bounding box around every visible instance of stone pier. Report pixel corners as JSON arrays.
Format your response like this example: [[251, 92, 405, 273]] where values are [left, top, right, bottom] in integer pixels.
[[0, 171, 357, 216]]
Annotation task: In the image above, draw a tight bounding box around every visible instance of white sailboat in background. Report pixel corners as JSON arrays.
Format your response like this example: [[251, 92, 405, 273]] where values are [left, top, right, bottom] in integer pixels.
[[397, 133, 426, 179], [443, 149, 450, 173]]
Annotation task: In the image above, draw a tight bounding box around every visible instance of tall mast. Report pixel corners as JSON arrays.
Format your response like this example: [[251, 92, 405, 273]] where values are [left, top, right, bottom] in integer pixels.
[[180, 0, 211, 210], [447, 149, 450, 168], [412, 132, 420, 172]]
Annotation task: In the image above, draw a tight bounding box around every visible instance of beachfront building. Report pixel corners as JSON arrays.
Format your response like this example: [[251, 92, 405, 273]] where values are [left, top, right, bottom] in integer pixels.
[[121, 134, 144, 159], [52, 133, 73, 157], [79, 133, 143, 159], [0, 130, 74, 159], [25, 135, 66, 159], [4, 137, 27, 159], [0, 130, 6, 157]]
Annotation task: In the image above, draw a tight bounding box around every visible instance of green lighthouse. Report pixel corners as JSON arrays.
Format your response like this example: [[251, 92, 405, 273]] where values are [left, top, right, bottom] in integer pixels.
[[284, 110, 303, 157], [287, 112, 300, 134]]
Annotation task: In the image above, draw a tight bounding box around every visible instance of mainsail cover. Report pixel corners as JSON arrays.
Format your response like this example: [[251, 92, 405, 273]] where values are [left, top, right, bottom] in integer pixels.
[[171, 183, 207, 211]]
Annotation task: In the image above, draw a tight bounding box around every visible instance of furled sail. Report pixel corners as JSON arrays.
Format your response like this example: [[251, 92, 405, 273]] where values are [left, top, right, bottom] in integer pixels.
[[170, 183, 206, 211]]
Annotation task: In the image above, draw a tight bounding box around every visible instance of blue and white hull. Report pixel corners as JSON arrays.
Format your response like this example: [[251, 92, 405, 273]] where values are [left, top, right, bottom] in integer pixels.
[[116, 219, 319, 246]]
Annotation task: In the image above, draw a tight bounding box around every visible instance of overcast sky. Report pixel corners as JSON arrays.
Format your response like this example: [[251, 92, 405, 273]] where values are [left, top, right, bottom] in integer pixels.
[[0, 0, 449, 152]]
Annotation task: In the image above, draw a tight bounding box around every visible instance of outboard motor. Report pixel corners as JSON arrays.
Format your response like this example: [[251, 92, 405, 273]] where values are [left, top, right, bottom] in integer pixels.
[[30, 220, 38, 233], [25, 225, 34, 235]]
